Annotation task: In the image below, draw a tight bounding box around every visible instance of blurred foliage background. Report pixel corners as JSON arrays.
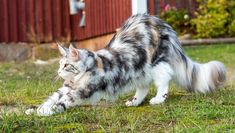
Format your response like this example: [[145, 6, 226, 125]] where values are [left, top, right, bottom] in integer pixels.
[[159, 0, 235, 38]]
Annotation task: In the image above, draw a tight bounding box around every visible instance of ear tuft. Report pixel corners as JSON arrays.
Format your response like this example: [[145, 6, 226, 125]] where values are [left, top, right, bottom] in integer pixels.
[[69, 44, 80, 61], [57, 42, 67, 57]]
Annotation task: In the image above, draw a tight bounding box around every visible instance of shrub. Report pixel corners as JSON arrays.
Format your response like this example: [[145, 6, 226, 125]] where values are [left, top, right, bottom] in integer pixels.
[[227, 1, 235, 36], [228, 20, 235, 36], [160, 5, 191, 34], [192, 0, 235, 38]]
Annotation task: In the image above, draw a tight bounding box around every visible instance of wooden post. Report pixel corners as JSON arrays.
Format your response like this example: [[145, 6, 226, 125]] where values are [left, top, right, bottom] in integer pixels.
[[132, 0, 147, 15]]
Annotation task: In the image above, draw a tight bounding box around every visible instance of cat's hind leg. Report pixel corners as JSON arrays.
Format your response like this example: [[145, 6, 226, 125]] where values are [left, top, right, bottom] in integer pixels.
[[150, 62, 173, 105], [125, 87, 149, 107]]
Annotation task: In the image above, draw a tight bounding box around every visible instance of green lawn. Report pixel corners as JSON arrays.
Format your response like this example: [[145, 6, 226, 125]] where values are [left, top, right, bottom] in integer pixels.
[[0, 44, 235, 132]]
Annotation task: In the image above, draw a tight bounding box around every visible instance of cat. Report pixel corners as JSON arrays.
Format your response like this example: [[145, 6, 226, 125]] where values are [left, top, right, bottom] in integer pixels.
[[27, 14, 226, 116]]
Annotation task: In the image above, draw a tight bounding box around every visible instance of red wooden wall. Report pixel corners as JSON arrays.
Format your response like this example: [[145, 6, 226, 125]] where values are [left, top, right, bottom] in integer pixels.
[[0, 0, 132, 43]]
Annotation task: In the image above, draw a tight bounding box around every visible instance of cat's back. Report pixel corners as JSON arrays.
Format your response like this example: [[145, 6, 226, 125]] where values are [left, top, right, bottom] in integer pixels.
[[107, 14, 172, 49]]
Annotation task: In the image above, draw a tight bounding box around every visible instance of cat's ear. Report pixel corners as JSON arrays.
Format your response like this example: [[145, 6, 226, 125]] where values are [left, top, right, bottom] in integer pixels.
[[57, 43, 68, 57], [69, 44, 80, 61]]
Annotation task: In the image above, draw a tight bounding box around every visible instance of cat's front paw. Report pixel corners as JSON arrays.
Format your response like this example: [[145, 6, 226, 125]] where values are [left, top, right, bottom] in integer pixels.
[[52, 103, 66, 113], [149, 97, 166, 105], [37, 105, 54, 116]]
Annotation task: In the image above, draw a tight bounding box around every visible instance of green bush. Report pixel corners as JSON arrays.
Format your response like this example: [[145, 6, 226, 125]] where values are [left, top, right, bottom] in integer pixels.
[[160, 7, 191, 34], [192, 0, 235, 38], [228, 20, 235, 36], [227, 1, 235, 36]]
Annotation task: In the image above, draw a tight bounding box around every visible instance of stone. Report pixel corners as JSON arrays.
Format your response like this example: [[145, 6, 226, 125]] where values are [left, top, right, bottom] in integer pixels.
[[0, 43, 31, 62]]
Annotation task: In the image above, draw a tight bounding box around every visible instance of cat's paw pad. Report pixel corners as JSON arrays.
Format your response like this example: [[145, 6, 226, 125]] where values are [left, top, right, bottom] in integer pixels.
[[25, 108, 35, 115], [149, 97, 165, 105]]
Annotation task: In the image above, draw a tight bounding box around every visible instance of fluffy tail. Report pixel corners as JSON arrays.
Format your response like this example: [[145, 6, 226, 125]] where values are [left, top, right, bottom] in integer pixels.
[[174, 58, 226, 93], [157, 16, 226, 93]]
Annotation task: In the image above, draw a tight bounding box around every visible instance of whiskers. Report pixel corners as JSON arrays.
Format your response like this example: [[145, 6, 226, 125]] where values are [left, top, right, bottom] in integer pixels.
[[51, 73, 63, 87], [54, 75, 61, 82]]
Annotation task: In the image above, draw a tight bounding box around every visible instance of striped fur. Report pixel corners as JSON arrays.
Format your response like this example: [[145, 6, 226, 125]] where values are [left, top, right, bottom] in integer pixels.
[[33, 14, 226, 116]]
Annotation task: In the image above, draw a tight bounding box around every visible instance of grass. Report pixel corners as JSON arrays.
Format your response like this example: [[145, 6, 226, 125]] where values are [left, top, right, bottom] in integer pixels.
[[0, 44, 235, 132]]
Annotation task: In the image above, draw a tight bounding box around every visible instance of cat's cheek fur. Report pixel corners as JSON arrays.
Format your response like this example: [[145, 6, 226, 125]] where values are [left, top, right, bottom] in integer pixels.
[[58, 71, 74, 81]]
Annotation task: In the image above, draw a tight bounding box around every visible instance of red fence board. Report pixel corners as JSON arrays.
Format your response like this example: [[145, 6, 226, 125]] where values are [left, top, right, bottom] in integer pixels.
[[148, 0, 155, 15], [100, 0, 105, 35], [35, 0, 44, 42], [105, 0, 112, 33], [0, 0, 9, 42], [85, 0, 92, 38], [26, 0, 35, 42], [18, 0, 27, 42], [115, 0, 119, 28], [44, 0, 53, 42], [77, 11, 86, 40], [8, 0, 18, 42], [61, 0, 71, 41], [111, 0, 117, 31], [52, 0, 62, 41], [94, 0, 99, 36]]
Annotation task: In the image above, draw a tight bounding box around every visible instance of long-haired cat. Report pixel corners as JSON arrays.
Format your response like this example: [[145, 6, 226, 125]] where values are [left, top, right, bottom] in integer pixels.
[[29, 14, 226, 116]]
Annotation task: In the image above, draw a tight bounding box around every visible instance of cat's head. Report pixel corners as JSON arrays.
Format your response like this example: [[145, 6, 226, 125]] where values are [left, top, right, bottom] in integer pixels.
[[57, 44, 96, 80]]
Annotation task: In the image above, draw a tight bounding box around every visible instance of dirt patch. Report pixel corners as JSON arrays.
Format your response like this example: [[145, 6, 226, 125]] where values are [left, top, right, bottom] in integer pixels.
[[226, 68, 235, 84], [0, 105, 21, 115]]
